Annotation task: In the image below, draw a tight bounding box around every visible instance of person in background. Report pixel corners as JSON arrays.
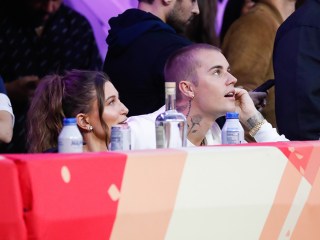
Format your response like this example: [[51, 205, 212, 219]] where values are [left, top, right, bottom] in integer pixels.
[[221, 0, 296, 135], [220, 0, 256, 43], [0, 0, 102, 153], [0, 76, 14, 144], [27, 70, 128, 153], [183, 0, 220, 47], [273, 0, 320, 140], [103, 0, 199, 117], [127, 44, 288, 150]]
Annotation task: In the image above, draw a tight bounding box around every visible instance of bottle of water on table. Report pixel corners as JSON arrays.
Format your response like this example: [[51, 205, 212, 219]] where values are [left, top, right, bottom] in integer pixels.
[[58, 118, 83, 153], [221, 112, 244, 144]]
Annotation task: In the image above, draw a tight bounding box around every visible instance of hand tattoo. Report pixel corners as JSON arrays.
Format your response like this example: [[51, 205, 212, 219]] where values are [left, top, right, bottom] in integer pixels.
[[244, 112, 265, 130]]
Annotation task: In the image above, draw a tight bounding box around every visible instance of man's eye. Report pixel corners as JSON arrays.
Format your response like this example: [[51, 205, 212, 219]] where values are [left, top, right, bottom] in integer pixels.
[[213, 70, 221, 76]]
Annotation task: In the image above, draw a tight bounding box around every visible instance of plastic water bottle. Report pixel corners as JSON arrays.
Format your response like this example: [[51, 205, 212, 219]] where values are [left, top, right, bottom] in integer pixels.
[[58, 118, 83, 153], [221, 112, 244, 144]]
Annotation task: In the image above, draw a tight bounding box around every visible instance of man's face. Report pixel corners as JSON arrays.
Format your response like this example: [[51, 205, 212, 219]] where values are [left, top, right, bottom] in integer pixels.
[[166, 0, 200, 33], [192, 49, 238, 119], [26, 0, 63, 26]]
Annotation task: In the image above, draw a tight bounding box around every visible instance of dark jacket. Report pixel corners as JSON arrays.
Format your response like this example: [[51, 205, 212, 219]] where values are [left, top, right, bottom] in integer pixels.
[[103, 9, 192, 116], [273, 0, 320, 140]]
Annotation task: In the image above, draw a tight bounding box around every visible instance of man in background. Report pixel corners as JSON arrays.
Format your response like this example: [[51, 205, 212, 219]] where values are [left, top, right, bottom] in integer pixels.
[[104, 0, 199, 116], [273, 0, 320, 140], [0, 0, 102, 152]]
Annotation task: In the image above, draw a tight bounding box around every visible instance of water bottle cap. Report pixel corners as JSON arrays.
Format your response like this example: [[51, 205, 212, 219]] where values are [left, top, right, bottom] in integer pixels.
[[165, 82, 176, 88], [63, 118, 77, 125], [225, 112, 239, 119]]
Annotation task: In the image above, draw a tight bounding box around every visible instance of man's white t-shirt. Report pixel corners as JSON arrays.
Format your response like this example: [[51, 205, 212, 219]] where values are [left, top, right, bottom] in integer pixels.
[[127, 106, 288, 150]]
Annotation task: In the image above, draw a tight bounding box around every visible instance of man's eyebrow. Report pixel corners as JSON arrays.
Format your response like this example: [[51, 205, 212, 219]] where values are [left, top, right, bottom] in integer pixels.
[[208, 65, 231, 72], [208, 65, 223, 72]]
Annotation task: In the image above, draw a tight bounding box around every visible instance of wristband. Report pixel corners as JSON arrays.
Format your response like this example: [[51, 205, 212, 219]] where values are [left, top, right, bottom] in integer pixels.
[[249, 119, 266, 137]]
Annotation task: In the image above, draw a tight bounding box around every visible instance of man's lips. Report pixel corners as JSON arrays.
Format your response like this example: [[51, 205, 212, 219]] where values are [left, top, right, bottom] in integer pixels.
[[224, 90, 235, 98]]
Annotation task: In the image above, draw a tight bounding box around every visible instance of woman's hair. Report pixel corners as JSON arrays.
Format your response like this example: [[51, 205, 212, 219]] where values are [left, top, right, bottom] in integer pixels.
[[220, 0, 245, 44], [27, 70, 110, 153], [184, 0, 219, 47]]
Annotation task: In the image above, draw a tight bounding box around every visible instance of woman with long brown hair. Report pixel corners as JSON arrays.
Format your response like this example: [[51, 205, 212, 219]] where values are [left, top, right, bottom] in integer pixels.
[[27, 70, 128, 153]]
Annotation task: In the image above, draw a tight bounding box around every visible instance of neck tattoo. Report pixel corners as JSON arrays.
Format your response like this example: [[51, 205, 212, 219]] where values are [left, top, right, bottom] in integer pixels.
[[188, 114, 202, 135], [200, 138, 207, 146]]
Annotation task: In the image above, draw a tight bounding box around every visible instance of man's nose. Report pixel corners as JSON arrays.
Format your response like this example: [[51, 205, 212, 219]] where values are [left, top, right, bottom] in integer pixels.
[[192, 1, 200, 15], [227, 72, 237, 85]]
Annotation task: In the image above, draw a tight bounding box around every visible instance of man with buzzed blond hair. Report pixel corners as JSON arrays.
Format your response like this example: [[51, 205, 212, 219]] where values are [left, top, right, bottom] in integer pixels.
[[128, 44, 288, 149]]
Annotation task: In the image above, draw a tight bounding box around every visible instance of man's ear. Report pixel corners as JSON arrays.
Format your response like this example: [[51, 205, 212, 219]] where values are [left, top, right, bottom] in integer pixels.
[[179, 80, 195, 99], [76, 113, 90, 131]]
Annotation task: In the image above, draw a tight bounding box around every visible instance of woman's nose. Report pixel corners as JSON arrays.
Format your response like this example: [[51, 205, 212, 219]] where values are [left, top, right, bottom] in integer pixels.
[[121, 102, 129, 115]]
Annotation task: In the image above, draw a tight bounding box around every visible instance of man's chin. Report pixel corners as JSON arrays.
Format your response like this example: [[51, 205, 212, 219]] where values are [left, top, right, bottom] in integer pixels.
[[226, 106, 237, 114], [186, 17, 194, 26], [167, 19, 187, 34]]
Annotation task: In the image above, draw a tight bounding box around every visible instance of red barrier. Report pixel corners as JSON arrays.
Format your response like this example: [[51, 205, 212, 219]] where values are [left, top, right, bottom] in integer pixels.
[[4, 153, 127, 240], [1, 142, 320, 239], [0, 156, 26, 240]]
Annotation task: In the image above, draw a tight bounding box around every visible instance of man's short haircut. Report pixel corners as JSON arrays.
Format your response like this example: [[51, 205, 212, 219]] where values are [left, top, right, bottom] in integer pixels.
[[164, 43, 221, 100]]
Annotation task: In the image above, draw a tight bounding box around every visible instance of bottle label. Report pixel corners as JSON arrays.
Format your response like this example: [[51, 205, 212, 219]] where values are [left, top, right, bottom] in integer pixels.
[[226, 129, 240, 144], [58, 138, 83, 153], [110, 124, 131, 151], [166, 87, 175, 95]]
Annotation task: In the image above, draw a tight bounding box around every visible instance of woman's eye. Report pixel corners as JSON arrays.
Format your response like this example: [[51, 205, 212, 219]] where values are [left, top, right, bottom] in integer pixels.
[[107, 100, 115, 105]]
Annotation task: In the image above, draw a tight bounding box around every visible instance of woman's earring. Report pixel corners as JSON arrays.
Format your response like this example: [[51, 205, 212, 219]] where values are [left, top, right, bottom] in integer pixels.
[[87, 125, 93, 131]]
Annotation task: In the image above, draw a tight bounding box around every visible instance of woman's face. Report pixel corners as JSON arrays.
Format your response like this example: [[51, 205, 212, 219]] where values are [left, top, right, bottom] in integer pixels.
[[87, 81, 128, 143]]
